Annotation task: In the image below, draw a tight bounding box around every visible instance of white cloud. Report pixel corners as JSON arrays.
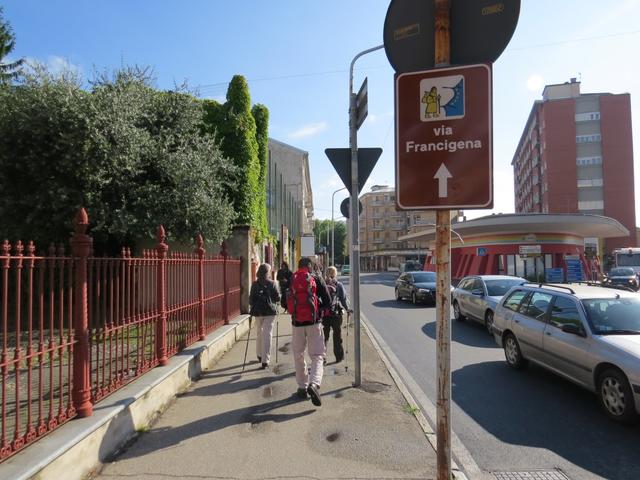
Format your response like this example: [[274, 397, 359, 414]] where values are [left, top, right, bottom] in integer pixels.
[[319, 173, 346, 190], [526, 74, 545, 93], [47, 55, 82, 76], [288, 121, 328, 139]]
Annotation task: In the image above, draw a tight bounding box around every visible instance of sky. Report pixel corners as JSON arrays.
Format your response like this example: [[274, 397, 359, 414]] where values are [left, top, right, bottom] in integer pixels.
[[3, 0, 640, 224]]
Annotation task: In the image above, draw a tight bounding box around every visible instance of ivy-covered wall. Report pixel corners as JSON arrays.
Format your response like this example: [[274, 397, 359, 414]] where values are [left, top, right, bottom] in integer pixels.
[[202, 75, 269, 241]]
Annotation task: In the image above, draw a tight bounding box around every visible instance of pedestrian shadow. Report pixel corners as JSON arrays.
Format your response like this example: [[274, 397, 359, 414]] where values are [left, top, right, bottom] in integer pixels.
[[112, 395, 315, 460], [421, 320, 498, 349], [196, 364, 295, 396]]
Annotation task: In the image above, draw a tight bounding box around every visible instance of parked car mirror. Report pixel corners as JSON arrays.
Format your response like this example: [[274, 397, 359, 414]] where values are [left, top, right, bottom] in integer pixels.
[[471, 289, 484, 296], [561, 324, 585, 337]]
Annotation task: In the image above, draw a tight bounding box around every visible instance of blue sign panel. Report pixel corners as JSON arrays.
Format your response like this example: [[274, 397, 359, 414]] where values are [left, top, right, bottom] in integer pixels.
[[545, 268, 564, 283], [477, 247, 488, 257], [566, 259, 584, 282]]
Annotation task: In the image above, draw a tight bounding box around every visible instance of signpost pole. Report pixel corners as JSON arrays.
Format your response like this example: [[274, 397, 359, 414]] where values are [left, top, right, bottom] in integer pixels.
[[434, 1, 452, 480], [349, 44, 382, 387]]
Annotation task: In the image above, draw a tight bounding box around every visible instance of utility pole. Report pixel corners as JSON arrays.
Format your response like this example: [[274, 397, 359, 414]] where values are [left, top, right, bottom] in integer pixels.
[[434, 1, 452, 479], [349, 44, 383, 387]]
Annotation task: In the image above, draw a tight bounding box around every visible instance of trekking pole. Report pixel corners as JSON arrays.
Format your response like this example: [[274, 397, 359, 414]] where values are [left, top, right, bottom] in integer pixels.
[[275, 307, 279, 364], [344, 310, 350, 372], [242, 315, 253, 372]]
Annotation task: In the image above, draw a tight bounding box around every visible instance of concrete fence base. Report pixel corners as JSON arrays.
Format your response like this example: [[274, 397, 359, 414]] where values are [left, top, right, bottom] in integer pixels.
[[0, 315, 251, 480]]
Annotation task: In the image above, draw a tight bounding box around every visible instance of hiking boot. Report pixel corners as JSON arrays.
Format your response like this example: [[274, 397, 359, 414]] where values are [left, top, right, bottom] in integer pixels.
[[257, 356, 262, 362], [296, 388, 308, 400], [335, 356, 343, 363], [307, 383, 322, 407], [261, 363, 268, 369]]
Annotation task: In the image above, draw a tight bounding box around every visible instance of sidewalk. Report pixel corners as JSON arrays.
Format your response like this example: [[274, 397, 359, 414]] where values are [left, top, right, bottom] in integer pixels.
[[94, 313, 438, 479]]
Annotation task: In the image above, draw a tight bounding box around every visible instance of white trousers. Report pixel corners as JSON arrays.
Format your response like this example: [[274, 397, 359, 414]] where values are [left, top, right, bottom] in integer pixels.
[[291, 323, 326, 389], [254, 315, 276, 364]]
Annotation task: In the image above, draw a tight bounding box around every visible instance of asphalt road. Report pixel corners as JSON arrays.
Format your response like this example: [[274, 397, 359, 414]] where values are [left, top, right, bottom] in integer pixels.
[[344, 272, 639, 480]]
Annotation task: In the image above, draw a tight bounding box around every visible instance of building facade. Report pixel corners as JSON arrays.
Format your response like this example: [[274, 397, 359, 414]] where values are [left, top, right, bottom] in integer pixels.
[[512, 79, 636, 252], [358, 185, 459, 271], [400, 213, 629, 282], [266, 138, 314, 266]]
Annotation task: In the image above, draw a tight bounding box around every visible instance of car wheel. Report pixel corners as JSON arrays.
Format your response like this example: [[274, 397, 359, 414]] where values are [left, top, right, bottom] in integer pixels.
[[411, 292, 418, 305], [484, 310, 494, 335], [503, 333, 526, 369], [395, 288, 402, 301], [453, 301, 465, 321], [598, 368, 638, 423]]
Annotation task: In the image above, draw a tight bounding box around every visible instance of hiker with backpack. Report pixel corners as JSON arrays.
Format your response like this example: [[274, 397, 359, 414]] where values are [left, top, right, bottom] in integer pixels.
[[249, 263, 280, 369], [276, 261, 292, 311], [322, 266, 350, 364], [287, 257, 330, 407]]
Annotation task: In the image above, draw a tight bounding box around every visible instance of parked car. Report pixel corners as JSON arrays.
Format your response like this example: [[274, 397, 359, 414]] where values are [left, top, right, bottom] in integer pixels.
[[452, 275, 526, 334], [395, 271, 438, 305], [340, 264, 350, 275], [492, 283, 640, 423], [603, 267, 639, 291]]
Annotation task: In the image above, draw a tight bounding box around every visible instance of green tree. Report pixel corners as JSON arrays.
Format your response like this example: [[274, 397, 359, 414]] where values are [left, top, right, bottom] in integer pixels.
[[252, 103, 270, 241], [216, 75, 260, 227], [313, 219, 347, 265], [0, 7, 24, 83], [0, 64, 236, 252]]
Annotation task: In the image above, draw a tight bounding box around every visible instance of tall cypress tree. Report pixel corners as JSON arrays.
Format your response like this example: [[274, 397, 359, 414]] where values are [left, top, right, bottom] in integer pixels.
[[252, 104, 269, 240], [219, 76, 259, 226]]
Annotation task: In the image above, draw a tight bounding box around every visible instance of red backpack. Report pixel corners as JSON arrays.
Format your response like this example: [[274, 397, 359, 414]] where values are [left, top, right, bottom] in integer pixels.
[[287, 270, 318, 324]]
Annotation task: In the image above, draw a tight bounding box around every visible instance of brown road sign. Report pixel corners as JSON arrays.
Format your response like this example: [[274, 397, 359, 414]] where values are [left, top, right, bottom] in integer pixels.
[[395, 64, 492, 209]]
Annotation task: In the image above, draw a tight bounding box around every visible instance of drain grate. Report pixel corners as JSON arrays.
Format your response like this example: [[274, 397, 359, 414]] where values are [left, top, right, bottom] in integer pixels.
[[493, 470, 569, 480]]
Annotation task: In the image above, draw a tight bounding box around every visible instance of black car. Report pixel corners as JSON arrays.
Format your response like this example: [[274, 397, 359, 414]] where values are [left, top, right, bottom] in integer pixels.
[[603, 267, 639, 291], [395, 271, 437, 305]]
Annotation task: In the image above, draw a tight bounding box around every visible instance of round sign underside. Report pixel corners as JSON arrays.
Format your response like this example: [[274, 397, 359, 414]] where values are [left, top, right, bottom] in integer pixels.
[[384, 0, 521, 73]]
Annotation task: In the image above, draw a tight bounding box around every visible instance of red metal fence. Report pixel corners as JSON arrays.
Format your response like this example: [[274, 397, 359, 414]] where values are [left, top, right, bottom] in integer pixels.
[[0, 210, 242, 461]]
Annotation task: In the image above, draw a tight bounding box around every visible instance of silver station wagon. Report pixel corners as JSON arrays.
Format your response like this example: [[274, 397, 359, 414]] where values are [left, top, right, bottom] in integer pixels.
[[492, 283, 640, 423]]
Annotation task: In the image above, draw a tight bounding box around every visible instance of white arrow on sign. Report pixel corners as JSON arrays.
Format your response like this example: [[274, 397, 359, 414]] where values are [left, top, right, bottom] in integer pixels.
[[433, 163, 453, 198]]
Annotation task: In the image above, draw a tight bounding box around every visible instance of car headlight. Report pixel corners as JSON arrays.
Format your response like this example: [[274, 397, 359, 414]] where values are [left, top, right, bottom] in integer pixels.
[[629, 279, 636, 284], [418, 288, 430, 294]]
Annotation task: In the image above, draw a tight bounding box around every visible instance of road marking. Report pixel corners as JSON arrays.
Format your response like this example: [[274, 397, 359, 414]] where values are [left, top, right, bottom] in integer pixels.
[[361, 311, 483, 480]]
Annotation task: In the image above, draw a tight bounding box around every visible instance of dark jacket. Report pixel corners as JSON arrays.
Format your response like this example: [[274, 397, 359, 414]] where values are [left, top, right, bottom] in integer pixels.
[[312, 272, 331, 311], [249, 279, 280, 316]]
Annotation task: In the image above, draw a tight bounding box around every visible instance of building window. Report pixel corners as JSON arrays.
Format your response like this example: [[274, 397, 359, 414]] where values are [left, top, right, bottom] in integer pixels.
[[575, 111, 600, 122], [576, 156, 603, 166], [578, 200, 604, 210], [576, 134, 601, 143], [577, 178, 603, 187]]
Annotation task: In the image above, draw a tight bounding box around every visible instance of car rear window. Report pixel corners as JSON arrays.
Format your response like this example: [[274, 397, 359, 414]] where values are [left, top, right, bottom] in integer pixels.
[[503, 290, 528, 312], [549, 296, 582, 329], [521, 292, 553, 320]]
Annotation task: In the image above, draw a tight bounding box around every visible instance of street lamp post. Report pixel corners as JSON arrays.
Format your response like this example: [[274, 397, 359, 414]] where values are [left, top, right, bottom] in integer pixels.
[[331, 187, 347, 266], [349, 44, 383, 387]]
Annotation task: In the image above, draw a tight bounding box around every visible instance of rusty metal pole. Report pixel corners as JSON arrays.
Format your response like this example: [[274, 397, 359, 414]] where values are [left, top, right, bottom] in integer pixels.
[[70, 208, 93, 417], [156, 226, 168, 366], [195, 235, 206, 340], [435, 1, 452, 479]]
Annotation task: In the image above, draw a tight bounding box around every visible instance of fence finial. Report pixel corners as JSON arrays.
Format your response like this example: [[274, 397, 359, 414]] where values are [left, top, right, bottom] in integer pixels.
[[75, 208, 89, 235], [220, 241, 228, 257], [27, 241, 35, 256], [14, 240, 24, 256], [1, 239, 10, 256], [156, 225, 166, 244], [196, 234, 204, 249]]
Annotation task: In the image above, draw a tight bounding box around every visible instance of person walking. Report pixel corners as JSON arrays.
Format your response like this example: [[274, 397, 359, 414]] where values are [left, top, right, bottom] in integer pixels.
[[276, 261, 293, 311], [322, 266, 350, 363], [287, 257, 328, 406], [249, 263, 280, 369]]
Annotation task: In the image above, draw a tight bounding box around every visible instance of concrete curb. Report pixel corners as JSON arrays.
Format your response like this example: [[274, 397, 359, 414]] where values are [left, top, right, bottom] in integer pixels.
[[0, 315, 251, 480], [361, 313, 475, 480]]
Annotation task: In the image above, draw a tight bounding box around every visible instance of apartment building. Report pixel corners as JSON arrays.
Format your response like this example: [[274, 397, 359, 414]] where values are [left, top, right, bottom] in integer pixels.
[[512, 79, 636, 251], [358, 185, 459, 271]]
